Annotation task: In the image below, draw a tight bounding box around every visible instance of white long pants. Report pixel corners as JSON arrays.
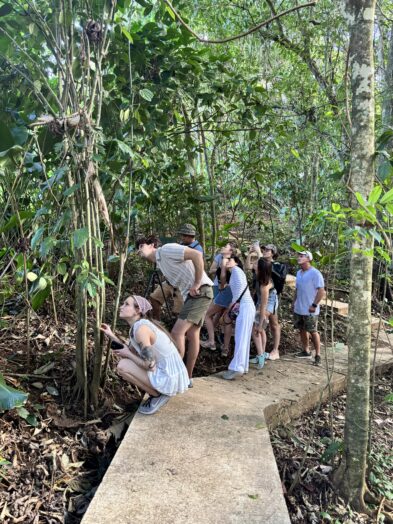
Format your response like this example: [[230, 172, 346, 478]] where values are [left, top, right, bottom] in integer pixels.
[[228, 302, 256, 374]]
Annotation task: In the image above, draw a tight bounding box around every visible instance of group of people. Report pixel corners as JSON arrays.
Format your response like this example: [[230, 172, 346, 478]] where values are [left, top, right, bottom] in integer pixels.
[[100, 224, 325, 415]]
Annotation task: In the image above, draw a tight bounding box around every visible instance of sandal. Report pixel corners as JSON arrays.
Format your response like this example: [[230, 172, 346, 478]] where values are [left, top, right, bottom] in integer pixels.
[[200, 340, 216, 350]]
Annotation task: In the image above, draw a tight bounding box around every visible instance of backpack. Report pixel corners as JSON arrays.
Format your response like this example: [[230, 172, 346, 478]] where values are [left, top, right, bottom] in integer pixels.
[[271, 262, 287, 295]]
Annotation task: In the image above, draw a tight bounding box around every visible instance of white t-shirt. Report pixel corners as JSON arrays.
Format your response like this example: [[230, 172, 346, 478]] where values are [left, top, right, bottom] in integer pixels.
[[294, 267, 325, 316]]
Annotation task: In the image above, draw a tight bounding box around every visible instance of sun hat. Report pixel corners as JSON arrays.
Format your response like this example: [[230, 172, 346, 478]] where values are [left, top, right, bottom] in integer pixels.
[[177, 223, 196, 236], [298, 250, 313, 261]]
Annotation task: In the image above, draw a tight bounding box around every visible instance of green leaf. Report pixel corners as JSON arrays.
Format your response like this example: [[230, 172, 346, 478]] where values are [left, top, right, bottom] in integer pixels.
[[39, 236, 56, 257], [73, 228, 89, 249], [0, 211, 34, 233], [31, 227, 45, 250], [121, 27, 134, 43], [380, 187, 393, 204], [355, 192, 367, 207], [0, 373, 28, 411], [290, 242, 305, 253], [290, 148, 300, 159], [26, 271, 38, 282], [31, 286, 51, 310], [332, 203, 340, 212], [165, 4, 176, 20], [63, 183, 80, 197], [0, 4, 12, 17], [140, 88, 154, 102], [368, 185, 382, 204], [56, 262, 67, 275]]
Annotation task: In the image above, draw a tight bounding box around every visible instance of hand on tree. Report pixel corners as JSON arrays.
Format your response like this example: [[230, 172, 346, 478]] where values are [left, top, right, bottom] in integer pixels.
[[100, 323, 115, 339]]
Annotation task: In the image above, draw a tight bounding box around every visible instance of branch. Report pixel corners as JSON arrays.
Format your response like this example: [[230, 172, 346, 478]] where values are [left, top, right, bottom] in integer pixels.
[[163, 0, 317, 44]]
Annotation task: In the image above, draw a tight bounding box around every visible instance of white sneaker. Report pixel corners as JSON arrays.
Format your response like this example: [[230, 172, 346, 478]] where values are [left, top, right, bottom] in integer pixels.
[[138, 394, 170, 415]]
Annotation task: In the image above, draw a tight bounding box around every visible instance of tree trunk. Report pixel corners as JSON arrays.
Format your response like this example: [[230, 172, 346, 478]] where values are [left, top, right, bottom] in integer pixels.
[[333, 0, 376, 513]]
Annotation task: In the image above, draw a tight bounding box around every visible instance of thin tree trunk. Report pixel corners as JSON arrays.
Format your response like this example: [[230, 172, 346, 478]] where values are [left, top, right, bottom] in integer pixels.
[[333, 0, 376, 513]]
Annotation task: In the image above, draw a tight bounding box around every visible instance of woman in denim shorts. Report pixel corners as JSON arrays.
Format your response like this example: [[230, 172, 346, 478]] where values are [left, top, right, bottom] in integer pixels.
[[201, 247, 239, 351], [250, 258, 278, 368]]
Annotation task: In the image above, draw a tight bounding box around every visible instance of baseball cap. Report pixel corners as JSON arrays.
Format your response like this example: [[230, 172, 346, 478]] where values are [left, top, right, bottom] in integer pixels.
[[177, 223, 196, 236], [298, 250, 313, 261], [262, 244, 278, 255]]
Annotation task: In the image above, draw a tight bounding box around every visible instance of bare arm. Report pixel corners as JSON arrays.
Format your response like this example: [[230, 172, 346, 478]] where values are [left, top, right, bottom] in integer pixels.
[[184, 247, 204, 296], [308, 287, 326, 313], [208, 258, 218, 277], [125, 324, 157, 370]]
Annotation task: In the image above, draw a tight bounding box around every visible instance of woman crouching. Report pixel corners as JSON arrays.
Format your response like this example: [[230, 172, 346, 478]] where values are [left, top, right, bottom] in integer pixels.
[[100, 295, 189, 415]]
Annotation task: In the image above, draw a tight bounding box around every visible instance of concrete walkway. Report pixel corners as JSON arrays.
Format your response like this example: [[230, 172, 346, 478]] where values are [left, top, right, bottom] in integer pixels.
[[82, 339, 393, 524]]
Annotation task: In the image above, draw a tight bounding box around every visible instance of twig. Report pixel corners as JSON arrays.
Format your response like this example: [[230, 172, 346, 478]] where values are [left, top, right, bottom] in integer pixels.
[[163, 0, 317, 44]]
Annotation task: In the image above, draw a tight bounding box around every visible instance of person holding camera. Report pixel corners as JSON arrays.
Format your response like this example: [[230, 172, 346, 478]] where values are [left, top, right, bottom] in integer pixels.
[[249, 258, 278, 369], [100, 295, 189, 415], [136, 236, 213, 385], [149, 224, 204, 320], [222, 255, 255, 380]]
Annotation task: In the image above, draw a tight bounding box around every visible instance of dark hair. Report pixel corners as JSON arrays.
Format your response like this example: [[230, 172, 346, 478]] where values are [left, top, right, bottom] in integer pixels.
[[257, 258, 272, 286], [230, 255, 243, 270], [135, 235, 160, 249]]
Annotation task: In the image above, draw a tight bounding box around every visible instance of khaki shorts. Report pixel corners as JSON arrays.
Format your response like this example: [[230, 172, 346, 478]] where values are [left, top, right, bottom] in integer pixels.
[[150, 282, 184, 314], [179, 285, 213, 327], [293, 313, 319, 333]]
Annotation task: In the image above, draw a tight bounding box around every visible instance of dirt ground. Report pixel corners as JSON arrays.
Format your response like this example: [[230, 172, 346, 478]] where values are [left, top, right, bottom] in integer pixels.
[[271, 372, 393, 523], [0, 270, 391, 523]]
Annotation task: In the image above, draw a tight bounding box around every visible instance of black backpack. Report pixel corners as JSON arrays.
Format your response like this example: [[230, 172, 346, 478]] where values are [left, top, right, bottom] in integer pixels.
[[271, 262, 287, 295]]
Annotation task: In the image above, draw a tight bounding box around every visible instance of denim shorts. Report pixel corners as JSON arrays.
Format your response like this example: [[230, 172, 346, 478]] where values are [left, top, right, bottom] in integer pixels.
[[256, 290, 278, 316], [214, 286, 233, 308]]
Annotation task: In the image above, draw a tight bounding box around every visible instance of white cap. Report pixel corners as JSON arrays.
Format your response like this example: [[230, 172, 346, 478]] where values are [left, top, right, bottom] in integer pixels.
[[299, 250, 313, 261]]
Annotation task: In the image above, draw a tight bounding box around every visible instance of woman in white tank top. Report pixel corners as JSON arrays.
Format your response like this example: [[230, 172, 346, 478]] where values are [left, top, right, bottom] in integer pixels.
[[100, 295, 189, 415]]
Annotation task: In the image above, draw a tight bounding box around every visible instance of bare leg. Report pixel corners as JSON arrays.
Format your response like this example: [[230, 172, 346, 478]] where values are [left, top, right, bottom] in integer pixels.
[[310, 331, 320, 356], [269, 314, 280, 360], [171, 318, 193, 358], [185, 324, 202, 378], [150, 298, 162, 321], [252, 328, 265, 355], [117, 359, 158, 397], [204, 303, 225, 344], [300, 329, 310, 353], [222, 320, 233, 355]]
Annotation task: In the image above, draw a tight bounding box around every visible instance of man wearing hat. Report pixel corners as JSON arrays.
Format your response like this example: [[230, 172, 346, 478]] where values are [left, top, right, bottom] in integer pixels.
[[149, 224, 204, 320], [177, 223, 204, 255], [293, 251, 325, 365]]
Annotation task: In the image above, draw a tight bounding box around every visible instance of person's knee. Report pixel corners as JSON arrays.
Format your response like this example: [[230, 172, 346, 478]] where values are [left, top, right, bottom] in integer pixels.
[[117, 359, 130, 379]]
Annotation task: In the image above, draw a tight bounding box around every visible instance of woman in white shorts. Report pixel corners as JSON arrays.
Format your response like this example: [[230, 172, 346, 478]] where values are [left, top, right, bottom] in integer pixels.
[[100, 295, 189, 415], [250, 258, 278, 368]]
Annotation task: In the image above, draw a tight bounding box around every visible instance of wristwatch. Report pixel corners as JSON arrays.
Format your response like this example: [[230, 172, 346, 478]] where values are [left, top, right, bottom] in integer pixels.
[[312, 303, 318, 308]]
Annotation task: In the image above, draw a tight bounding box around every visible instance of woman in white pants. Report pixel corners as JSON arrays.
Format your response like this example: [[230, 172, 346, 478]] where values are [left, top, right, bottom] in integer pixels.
[[222, 256, 256, 380]]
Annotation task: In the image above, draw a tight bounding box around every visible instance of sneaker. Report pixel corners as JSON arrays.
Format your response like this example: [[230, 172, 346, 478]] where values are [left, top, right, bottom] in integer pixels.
[[249, 354, 266, 369], [188, 379, 193, 388], [295, 350, 312, 358], [222, 370, 243, 380], [200, 340, 216, 350], [137, 394, 170, 415], [314, 355, 321, 366]]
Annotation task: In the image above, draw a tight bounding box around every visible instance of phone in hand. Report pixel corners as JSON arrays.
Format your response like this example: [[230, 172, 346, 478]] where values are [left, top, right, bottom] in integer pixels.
[[111, 340, 124, 350]]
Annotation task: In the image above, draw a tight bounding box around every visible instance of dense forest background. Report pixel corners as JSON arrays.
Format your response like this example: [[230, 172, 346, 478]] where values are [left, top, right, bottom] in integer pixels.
[[0, 0, 392, 522]]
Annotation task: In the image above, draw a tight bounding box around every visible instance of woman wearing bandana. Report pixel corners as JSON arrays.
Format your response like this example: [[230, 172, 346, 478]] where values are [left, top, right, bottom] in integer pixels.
[[100, 295, 189, 415]]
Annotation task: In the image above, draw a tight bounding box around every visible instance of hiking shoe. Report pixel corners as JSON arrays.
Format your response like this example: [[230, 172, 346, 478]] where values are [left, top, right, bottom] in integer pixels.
[[295, 350, 312, 358], [222, 370, 243, 380], [138, 394, 170, 415], [314, 355, 321, 366], [200, 340, 216, 350]]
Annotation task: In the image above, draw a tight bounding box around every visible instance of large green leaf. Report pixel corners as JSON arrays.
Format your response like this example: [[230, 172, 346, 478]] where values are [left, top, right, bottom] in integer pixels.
[[0, 374, 28, 411]]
